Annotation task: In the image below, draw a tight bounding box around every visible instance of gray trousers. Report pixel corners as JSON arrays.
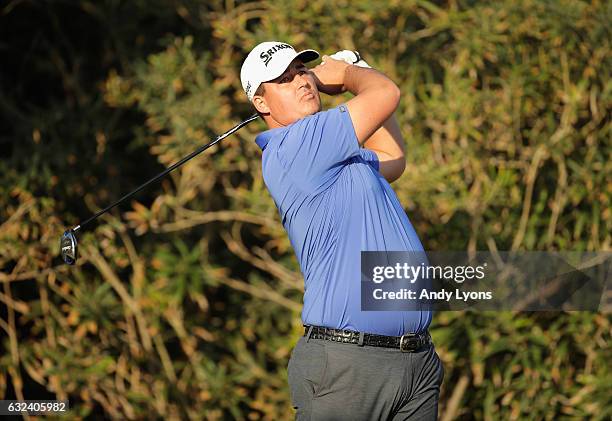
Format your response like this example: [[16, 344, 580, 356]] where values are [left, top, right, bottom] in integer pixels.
[[287, 335, 444, 420]]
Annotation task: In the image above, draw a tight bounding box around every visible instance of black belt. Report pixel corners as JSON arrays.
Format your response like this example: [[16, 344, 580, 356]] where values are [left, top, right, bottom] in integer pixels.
[[304, 325, 431, 352]]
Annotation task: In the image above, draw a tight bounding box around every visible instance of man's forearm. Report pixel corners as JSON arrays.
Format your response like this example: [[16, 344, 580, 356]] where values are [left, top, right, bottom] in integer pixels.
[[363, 113, 406, 182], [343, 65, 399, 99], [364, 113, 404, 157]]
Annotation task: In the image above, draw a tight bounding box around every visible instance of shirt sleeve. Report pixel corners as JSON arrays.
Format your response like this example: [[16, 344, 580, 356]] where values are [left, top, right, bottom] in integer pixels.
[[275, 105, 361, 192], [359, 148, 380, 172]]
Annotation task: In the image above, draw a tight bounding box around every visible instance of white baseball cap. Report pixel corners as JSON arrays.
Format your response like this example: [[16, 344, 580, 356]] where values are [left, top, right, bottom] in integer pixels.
[[240, 41, 319, 101]]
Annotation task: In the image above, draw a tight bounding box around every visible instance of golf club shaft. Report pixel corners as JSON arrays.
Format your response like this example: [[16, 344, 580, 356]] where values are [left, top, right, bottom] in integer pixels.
[[72, 114, 259, 233]]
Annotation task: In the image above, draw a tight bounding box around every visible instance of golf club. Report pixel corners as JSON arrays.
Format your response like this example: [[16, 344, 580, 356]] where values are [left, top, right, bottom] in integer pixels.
[[60, 114, 260, 265]]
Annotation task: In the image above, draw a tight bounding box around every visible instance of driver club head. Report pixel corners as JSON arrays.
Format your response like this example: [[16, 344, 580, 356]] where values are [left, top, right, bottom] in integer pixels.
[[60, 230, 78, 265]]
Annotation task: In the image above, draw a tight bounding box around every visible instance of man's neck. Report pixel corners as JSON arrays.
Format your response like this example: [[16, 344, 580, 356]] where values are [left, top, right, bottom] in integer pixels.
[[263, 115, 287, 129]]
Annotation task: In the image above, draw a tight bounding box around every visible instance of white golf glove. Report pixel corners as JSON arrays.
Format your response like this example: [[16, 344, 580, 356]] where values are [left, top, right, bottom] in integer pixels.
[[329, 50, 372, 68]]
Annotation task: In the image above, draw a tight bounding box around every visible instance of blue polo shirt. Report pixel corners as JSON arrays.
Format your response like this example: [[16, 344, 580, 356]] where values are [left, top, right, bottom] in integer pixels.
[[255, 105, 431, 335]]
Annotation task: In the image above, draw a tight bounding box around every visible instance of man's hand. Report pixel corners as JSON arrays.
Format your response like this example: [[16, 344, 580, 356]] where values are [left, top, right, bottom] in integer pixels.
[[329, 50, 372, 68], [311, 55, 350, 96]]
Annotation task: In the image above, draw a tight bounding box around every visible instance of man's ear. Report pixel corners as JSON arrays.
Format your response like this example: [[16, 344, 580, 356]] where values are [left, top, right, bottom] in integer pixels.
[[252, 95, 270, 114]]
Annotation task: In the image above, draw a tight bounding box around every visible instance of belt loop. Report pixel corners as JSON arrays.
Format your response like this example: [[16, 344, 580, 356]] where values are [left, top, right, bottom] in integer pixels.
[[305, 325, 314, 343], [358, 331, 365, 347]]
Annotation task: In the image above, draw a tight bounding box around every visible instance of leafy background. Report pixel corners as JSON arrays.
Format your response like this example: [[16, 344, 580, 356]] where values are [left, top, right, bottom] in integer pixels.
[[0, 0, 610, 419]]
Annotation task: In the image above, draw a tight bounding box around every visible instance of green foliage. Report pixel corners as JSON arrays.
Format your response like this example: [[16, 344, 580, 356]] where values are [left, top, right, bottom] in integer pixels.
[[0, 0, 609, 419]]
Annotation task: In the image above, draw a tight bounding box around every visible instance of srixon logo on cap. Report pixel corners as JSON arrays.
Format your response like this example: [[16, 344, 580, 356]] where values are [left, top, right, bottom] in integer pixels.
[[260, 43, 292, 66]]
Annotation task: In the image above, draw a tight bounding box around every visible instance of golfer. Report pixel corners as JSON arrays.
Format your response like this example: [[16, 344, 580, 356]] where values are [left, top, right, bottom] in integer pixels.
[[241, 42, 444, 420]]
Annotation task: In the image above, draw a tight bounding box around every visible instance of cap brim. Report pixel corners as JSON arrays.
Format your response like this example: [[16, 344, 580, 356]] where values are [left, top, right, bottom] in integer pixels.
[[295, 49, 319, 64]]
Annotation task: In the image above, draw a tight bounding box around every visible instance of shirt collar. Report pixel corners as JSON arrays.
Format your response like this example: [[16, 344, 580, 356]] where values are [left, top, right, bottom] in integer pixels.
[[255, 126, 286, 150]]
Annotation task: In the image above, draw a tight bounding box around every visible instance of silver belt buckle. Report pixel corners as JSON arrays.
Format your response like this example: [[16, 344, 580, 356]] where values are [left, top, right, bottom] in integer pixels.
[[399, 333, 418, 352]]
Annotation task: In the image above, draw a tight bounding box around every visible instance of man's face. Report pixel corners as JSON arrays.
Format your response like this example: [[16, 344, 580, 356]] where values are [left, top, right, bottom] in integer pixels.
[[253, 59, 322, 127]]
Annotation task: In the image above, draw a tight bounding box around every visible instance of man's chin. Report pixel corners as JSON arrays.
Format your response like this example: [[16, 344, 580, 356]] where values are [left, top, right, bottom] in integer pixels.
[[279, 103, 322, 125], [306, 100, 322, 115]]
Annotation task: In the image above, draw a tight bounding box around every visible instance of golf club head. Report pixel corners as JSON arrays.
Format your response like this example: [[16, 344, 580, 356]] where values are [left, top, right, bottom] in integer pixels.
[[60, 230, 78, 265]]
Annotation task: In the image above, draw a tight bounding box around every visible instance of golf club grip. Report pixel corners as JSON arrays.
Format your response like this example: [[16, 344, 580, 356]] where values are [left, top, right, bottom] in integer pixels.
[[74, 114, 259, 232]]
